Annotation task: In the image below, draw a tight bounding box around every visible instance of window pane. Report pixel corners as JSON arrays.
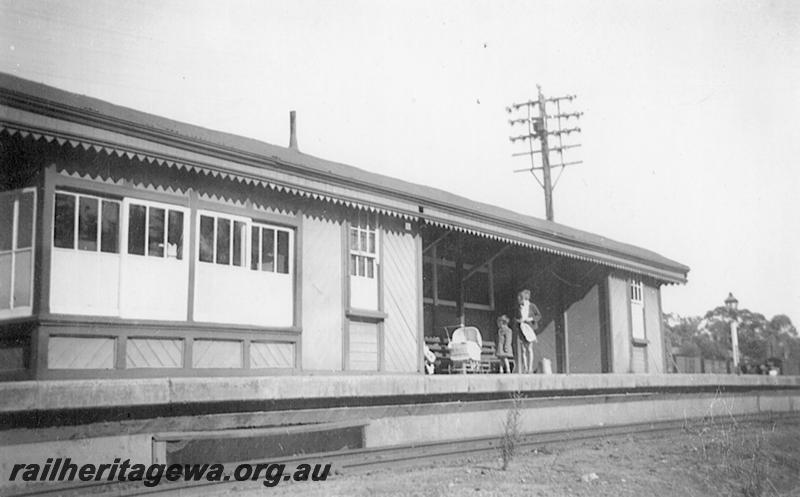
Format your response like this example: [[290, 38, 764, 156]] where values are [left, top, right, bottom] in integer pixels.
[[16, 192, 34, 249], [0, 195, 12, 251], [54, 193, 75, 249], [360, 231, 368, 251], [233, 221, 245, 267], [349, 228, 358, 250], [167, 210, 183, 259], [250, 226, 260, 270], [216, 218, 230, 265], [368, 232, 376, 254], [366, 257, 374, 278], [260, 228, 274, 272], [127, 204, 147, 255], [0, 253, 10, 309], [199, 215, 214, 262], [78, 196, 98, 251], [276, 230, 289, 274], [100, 201, 119, 253], [350, 254, 358, 276], [358, 255, 365, 276], [148, 207, 165, 257], [13, 250, 32, 307]]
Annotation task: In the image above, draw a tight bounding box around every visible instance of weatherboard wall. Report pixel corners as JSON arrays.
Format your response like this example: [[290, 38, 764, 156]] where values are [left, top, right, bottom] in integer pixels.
[[608, 274, 631, 373], [300, 207, 345, 372], [644, 282, 665, 374], [564, 284, 602, 373], [380, 220, 420, 373]]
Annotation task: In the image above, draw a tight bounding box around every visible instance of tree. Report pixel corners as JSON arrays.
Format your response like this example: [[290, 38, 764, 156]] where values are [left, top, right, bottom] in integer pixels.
[[667, 305, 800, 373], [699, 306, 770, 364], [663, 313, 701, 356]]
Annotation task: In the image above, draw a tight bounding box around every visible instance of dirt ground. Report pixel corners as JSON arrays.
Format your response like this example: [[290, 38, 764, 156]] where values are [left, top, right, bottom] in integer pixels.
[[210, 417, 800, 497]]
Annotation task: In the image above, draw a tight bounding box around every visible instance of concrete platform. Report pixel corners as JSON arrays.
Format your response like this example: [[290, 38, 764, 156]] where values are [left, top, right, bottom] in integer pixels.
[[2, 373, 798, 414], [2, 374, 799, 494]]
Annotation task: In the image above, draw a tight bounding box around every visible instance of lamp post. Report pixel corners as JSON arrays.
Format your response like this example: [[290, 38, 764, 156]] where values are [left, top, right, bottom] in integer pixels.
[[725, 292, 740, 373]]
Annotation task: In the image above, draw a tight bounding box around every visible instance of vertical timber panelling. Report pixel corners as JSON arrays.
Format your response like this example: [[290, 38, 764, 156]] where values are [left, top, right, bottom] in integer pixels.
[[382, 227, 419, 372], [348, 321, 379, 371], [631, 347, 647, 373], [301, 209, 343, 371], [565, 285, 602, 373], [644, 283, 664, 373], [607, 274, 631, 373]]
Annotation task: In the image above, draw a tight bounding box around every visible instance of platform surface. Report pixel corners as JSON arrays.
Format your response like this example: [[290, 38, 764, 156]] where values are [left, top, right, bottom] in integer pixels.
[[2, 373, 799, 414]]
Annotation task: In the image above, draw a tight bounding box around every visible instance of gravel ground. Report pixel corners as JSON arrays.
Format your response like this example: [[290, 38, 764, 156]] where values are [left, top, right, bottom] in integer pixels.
[[208, 417, 800, 497]]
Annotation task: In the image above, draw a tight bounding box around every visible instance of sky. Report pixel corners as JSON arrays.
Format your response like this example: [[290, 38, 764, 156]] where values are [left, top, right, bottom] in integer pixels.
[[1, 0, 798, 324]]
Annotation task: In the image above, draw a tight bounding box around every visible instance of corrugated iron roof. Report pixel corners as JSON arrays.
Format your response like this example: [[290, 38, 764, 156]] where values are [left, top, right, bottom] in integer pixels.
[[0, 72, 689, 283]]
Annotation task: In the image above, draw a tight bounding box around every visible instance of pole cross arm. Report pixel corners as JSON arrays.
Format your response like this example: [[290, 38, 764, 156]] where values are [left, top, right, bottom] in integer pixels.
[[506, 100, 540, 112], [509, 133, 540, 143], [547, 111, 584, 119], [547, 127, 581, 136], [546, 94, 577, 103]]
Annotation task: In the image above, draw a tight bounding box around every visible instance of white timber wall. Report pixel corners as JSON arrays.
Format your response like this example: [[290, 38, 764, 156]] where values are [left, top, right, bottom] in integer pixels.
[[608, 274, 631, 373], [193, 263, 292, 327], [301, 211, 344, 371], [50, 250, 120, 316], [644, 283, 665, 373], [381, 226, 419, 373]]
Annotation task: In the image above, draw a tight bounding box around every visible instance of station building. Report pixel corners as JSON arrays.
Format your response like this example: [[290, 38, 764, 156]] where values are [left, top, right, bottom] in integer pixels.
[[0, 73, 689, 382]]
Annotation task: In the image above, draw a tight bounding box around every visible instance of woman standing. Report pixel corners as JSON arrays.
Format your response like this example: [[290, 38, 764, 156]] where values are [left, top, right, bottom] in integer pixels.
[[514, 289, 542, 374]]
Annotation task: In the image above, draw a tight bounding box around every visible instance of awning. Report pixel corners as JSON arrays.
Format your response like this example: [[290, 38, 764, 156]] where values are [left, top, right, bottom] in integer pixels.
[[422, 206, 687, 283], [0, 112, 419, 221]]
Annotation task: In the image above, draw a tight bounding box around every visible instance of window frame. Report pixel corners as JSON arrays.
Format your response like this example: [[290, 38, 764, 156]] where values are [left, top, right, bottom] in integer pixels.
[[629, 278, 643, 305], [349, 210, 379, 280], [0, 187, 37, 318], [197, 210, 249, 268], [250, 221, 294, 275], [629, 277, 647, 342], [124, 198, 187, 261], [53, 190, 121, 254], [196, 209, 294, 275]]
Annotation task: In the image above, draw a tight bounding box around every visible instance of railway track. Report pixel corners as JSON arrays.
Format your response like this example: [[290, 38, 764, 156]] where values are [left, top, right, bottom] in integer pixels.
[[10, 411, 799, 497]]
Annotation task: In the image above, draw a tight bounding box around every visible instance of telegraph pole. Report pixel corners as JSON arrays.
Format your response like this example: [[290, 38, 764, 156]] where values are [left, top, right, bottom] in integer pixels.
[[507, 85, 582, 222], [537, 87, 554, 221]]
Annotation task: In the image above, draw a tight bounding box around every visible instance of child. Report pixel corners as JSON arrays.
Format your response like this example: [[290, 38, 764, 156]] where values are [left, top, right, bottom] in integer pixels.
[[496, 315, 514, 374], [515, 289, 542, 374]]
